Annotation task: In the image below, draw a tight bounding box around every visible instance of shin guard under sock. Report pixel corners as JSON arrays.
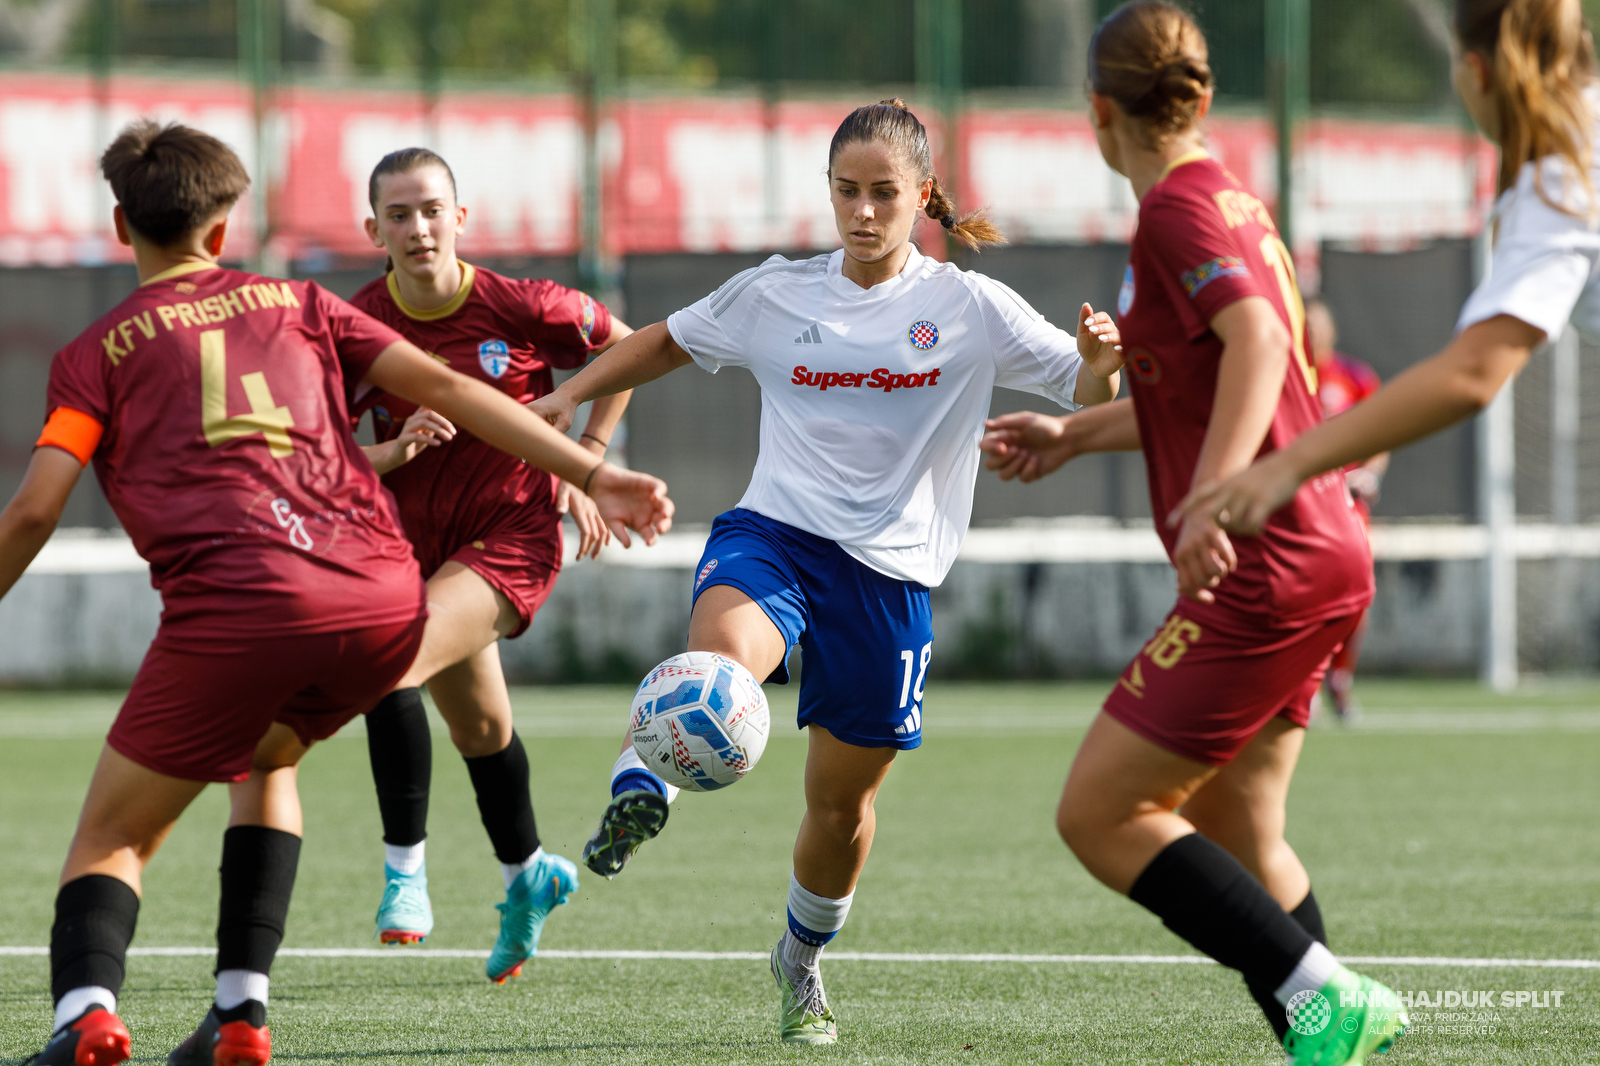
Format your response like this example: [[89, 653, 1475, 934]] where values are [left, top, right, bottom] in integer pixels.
[[1245, 890, 1328, 1040], [1127, 834, 1315, 990], [50, 874, 140, 1007], [464, 732, 541, 865], [366, 687, 431, 847], [216, 826, 301, 978]]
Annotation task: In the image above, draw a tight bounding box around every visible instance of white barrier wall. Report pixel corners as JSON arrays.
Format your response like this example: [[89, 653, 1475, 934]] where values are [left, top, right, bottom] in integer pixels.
[[6, 523, 1600, 685]]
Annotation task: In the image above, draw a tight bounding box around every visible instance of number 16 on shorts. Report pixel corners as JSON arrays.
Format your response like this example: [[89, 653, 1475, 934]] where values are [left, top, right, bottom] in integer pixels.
[[895, 642, 932, 738]]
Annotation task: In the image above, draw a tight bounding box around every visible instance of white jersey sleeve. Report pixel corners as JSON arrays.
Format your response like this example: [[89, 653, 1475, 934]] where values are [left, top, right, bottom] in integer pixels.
[[1458, 147, 1600, 344], [967, 275, 1085, 410], [666, 255, 801, 372]]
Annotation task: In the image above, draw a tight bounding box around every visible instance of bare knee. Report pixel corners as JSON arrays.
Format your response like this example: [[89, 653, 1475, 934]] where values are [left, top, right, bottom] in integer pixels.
[[808, 795, 873, 845], [447, 715, 511, 758]]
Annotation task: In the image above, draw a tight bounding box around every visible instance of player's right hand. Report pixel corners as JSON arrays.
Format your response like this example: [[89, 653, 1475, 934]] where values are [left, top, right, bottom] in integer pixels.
[[1171, 510, 1237, 604], [980, 411, 1075, 482], [527, 389, 579, 434], [396, 408, 455, 462], [587, 463, 673, 548]]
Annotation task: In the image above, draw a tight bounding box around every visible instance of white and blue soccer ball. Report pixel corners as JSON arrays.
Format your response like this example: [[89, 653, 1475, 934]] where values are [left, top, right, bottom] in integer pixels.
[[629, 652, 770, 792]]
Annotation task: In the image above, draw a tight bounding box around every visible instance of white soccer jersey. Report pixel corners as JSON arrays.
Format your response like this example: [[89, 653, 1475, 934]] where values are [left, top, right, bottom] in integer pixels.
[[666, 245, 1086, 587], [1459, 93, 1600, 342]]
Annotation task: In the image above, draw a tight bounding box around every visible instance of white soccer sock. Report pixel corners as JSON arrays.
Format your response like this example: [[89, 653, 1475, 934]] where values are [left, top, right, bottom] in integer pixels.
[[783, 873, 853, 970], [611, 746, 680, 804], [385, 841, 425, 877], [215, 969, 270, 1010], [53, 986, 115, 1033], [1274, 941, 1339, 1005], [501, 847, 546, 889]]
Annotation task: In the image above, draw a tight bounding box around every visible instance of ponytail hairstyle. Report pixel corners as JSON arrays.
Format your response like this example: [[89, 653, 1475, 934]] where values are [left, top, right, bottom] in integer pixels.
[[1089, 1, 1213, 146], [827, 98, 1005, 251], [367, 146, 458, 272], [1456, 0, 1596, 216]]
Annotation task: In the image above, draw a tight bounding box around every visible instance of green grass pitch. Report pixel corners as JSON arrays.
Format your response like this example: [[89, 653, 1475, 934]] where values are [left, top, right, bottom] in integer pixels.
[[2, 679, 1598, 1064]]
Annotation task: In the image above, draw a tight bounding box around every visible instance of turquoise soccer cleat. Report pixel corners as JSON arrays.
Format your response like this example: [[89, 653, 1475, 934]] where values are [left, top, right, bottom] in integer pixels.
[[375, 864, 433, 945], [770, 940, 838, 1045], [486, 852, 580, 983], [1284, 966, 1409, 1066]]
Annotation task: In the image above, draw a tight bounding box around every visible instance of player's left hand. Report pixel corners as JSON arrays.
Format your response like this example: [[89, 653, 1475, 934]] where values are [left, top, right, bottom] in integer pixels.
[[1077, 302, 1124, 379], [586, 463, 674, 547], [1171, 510, 1237, 604], [557, 480, 611, 560], [1173, 450, 1303, 537]]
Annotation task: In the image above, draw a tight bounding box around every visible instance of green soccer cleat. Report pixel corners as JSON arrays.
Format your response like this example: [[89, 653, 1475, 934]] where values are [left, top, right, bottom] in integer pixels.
[[770, 941, 838, 1045], [581, 789, 669, 878], [486, 852, 580, 984], [1283, 966, 1408, 1066], [375, 864, 433, 945]]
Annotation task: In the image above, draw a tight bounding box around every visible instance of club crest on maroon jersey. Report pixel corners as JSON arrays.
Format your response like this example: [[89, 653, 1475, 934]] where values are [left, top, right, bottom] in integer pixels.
[[908, 320, 939, 351], [1118, 265, 1135, 317], [478, 339, 511, 378]]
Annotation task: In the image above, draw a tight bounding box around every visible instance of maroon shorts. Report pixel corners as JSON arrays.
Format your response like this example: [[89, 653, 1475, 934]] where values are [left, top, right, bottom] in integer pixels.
[[412, 518, 562, 639], [107, 617, 427, 783], [1101, 599, 1363, 766]]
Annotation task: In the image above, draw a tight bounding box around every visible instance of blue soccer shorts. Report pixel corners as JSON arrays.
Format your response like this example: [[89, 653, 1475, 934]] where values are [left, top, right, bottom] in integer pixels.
[[691, 508, 934, 750]]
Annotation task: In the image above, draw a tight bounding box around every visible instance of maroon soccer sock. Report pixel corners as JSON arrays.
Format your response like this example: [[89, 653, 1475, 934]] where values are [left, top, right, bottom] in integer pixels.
[[366, 687, 431, 847]]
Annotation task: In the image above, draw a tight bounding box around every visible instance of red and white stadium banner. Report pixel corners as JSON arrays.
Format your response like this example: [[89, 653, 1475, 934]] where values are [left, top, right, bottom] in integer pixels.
[[0, 71, 1495, 266]]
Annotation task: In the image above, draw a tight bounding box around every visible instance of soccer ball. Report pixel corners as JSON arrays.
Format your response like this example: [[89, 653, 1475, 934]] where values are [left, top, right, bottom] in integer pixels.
[[629, 652, 770, 792]]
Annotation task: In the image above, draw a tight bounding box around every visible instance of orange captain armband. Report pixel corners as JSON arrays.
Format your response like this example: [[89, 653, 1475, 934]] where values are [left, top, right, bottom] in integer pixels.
[[36, 407, 104, 465]]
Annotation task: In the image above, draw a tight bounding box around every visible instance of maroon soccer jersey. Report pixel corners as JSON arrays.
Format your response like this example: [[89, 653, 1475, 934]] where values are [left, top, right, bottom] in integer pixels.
[[44, 262, 425, 640], [349, 263, 612, 547], [1117, 154, 1372, 624]]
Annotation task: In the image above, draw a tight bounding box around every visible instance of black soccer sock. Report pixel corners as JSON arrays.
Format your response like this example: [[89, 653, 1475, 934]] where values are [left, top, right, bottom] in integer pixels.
[[1127, 834, 1315, 989], [464, 732, 541, 865], [50, 874, 140, 1005], [215, 825, 301, 979], [1245, 890, 1328, 1041], [366, 687, 431, 847]]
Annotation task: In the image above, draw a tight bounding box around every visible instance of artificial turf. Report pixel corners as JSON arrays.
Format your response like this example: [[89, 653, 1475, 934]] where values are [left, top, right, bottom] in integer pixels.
[[1, 680, 1597, 1063]]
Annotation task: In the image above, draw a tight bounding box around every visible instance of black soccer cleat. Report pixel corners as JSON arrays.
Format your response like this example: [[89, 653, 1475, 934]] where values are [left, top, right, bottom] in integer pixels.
[[29, 1006, 130, 1066], [581, 789, 669, 878]]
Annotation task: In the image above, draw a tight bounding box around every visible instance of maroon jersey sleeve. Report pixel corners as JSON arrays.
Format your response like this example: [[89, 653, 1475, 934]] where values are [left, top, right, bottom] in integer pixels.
[[308, 282, 408, 385], [514, 280, 612, 370], [45, 332, 112, 426], [1139, 192, 1273, 340]]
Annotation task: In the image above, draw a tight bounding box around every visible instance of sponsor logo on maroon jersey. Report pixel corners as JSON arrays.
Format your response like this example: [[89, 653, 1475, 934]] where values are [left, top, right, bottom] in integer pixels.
[[1128, 348, 1162, 385], [790, 365, 942, 393]]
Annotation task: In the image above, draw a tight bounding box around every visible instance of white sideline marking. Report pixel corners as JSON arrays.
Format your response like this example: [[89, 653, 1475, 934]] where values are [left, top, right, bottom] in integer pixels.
[[1, 946, 1596, 968]]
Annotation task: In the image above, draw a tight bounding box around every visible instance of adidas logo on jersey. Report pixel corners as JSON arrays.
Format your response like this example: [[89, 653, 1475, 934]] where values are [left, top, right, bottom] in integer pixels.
[[793, 323, 823, 345]]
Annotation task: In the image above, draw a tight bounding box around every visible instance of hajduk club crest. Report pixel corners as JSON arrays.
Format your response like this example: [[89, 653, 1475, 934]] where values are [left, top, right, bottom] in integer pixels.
[[908, 320, 939, 351]]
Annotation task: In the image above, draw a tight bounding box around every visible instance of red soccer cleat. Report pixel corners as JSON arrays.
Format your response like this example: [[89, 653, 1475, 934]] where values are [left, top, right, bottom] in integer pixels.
[[29, 1006, 131, 1066], [212, 1020, 271, 1066]]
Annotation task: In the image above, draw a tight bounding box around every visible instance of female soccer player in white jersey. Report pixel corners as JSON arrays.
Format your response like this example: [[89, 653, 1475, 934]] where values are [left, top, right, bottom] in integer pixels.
[[530, 99, 1123, 1044], [1179, 0, 1600, 538]]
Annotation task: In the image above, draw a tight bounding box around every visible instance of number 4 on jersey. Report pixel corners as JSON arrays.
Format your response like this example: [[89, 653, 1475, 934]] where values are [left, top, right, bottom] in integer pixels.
[[200, 328, 295, 457]]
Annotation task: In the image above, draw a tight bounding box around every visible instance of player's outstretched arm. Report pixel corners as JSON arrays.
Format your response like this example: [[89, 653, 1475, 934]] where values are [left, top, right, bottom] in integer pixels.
[[0, 447, 82, 600], [530, 321, 693, 434], [1174, 313, 1542, 535], [1170, 296, 1292, 604], [981, 399, 1141, 483], [366, 341, 674, 545]]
